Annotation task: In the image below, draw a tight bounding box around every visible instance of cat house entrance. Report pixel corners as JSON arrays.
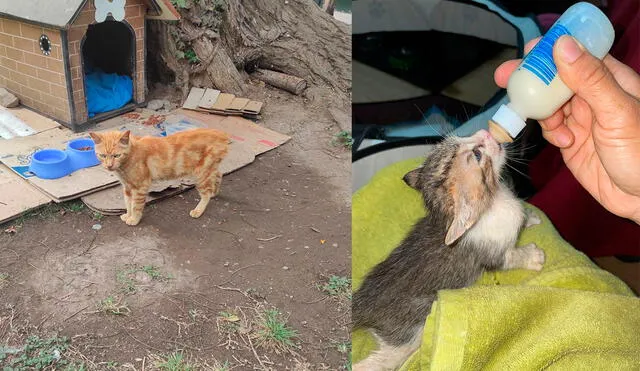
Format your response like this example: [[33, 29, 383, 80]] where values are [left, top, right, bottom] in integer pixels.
[[81, 20, 135, 118]]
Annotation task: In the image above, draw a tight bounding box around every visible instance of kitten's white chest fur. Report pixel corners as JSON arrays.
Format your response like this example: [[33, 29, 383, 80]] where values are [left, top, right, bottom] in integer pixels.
[[466, 185, 524, 247]]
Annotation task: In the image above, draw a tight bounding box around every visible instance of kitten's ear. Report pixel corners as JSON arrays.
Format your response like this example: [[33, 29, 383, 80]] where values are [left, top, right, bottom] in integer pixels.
[[119, 130, 131, 145], [444, 192, 482, 246], [88, 132, 102, 144], [403, 167, 423, 190]]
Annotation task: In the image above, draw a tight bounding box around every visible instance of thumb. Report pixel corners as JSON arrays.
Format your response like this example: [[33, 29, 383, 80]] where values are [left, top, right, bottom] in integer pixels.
[[553, 35, 631, 121]]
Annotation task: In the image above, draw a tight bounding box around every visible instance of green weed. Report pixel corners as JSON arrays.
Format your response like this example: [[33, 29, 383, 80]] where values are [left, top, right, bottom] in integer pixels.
[[255, 309, 298, 353], [321, 275, 351, 299], [332, 130, 354, 149], [156, 351, 194, 371], [0, 335, 69, 370], [97, 296, 130, 315]]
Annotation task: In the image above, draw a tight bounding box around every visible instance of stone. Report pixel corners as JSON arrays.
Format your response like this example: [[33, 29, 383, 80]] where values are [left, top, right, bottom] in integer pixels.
[[0, 88, 19, 108], [146, 99, 168, 111]]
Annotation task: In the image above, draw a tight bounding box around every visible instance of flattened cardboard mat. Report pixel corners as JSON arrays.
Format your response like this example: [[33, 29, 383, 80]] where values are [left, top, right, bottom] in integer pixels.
[[81, 109, 290, 215], [0, 164, 52, 225], [182, 87, 263, 118]]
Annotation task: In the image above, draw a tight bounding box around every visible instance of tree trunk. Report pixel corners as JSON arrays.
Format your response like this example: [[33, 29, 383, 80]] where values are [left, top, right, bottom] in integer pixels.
[[147, 0, 351, 107]]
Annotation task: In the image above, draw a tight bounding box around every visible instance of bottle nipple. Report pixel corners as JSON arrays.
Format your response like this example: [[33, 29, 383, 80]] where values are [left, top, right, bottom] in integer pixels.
[[488, 120, 514, 143]]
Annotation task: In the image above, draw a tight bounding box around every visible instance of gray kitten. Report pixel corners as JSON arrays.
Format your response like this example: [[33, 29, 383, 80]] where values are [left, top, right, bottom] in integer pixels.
[[352, 130, 543, 371]]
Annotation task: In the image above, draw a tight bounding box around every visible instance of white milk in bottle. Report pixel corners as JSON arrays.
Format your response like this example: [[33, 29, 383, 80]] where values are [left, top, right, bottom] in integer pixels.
[[489, 2, 615, 143]]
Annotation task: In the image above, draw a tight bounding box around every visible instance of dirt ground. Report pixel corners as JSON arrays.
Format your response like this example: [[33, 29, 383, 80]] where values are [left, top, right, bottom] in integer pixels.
[[0, 84, 352, 370]]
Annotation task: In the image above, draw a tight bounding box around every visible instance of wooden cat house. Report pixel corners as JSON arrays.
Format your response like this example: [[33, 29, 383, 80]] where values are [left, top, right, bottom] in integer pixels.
[[0, 0, 179, 131]]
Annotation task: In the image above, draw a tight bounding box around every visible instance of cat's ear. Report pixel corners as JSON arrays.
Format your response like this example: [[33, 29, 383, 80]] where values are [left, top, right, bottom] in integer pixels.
[[403, 167, 423, 190], [88, 132, 102, 144], [444, 189, 482, 246], [119, 130, 131, 145]]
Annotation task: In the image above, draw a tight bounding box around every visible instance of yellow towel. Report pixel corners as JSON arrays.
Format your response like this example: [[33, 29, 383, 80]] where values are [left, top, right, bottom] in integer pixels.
[[352, 158, 640, 370]]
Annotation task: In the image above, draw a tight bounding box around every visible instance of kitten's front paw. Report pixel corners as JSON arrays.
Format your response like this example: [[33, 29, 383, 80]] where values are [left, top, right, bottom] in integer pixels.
[[189, 208, 204, 218], [120, 213, 130, 222], [521, 243, 545, 271], [525, 210, 541, 228]]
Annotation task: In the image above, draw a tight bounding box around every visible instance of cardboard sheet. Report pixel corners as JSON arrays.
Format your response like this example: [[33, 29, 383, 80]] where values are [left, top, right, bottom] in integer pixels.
[[210, 93, 235, 111], [182, 87, 206, 110], [227, 97, 250, 115], [182, 87, 264, 118], [0, 164, 52, 225], [2, 106, 61, 134], [198, 89, 221, 109], [81, 109, 290, 214]]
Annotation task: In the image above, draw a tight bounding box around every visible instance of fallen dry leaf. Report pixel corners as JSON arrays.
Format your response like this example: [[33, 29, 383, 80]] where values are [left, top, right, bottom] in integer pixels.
[[4, 226, 17, 234]]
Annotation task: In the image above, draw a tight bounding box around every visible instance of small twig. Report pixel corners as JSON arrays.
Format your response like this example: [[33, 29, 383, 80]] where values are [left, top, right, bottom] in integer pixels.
[[310, 227, 320, 233], [216, 263, 264, 287], [256, 234, 282, 242], [246, 333, 267, 370], [301, 296, 327, 305], [64, 305, 89, 322]]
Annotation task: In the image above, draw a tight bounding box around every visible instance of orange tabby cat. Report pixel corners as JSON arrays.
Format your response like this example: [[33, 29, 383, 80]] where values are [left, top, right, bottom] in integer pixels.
[[89, 129, 229, 226]]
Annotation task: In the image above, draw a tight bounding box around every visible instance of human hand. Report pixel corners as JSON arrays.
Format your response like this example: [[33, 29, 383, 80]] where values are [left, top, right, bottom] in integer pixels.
[[495, 36, 640, 224]]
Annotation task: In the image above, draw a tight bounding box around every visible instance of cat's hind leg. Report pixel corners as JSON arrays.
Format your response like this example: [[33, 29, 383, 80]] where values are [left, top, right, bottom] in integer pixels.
[[191, 167, 222, 219], [353, 330, 422, 371]]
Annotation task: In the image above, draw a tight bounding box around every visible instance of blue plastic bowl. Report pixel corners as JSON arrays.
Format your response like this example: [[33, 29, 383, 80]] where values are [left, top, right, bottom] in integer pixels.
[[66, 138, 100, 170], [29, 149, 71, 179]]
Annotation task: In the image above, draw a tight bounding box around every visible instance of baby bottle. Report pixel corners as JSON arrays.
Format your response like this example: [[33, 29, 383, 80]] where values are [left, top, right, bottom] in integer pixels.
[[489, 2, 615, 143]]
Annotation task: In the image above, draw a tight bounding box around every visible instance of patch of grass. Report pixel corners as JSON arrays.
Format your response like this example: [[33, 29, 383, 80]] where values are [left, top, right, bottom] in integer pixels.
[[11, 200, 85, 228], [92, 211, 104, 221], [255, 308, 298, 353], [155, 351, 194, 371], [116, 264, 172, 293], [171, 0, 188, 8], [0, 335, 69, 370], [332, 130, 354, 149], [212, 359, 231, 371], [216, 311, 241, 334], [336, 341, 350, 354], [0, 272, 8, 288], [116, 268, 137, 294], [321, 275, 351, 299], [97, 296, 130, 315]]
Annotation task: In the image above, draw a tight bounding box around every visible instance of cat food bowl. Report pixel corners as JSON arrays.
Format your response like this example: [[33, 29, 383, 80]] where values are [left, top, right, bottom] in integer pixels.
[[66, 138, 100, 170], [28, 137, 101, 180], [28, 149, 71, 179]]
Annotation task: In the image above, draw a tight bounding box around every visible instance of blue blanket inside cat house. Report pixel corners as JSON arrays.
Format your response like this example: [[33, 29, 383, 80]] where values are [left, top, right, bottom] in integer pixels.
[[0, 0, 180, 131], [351, 0, 541, 152]]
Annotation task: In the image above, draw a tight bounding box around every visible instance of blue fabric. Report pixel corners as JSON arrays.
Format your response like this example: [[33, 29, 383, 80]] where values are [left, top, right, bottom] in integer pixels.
[[85, 69, 133, 117]]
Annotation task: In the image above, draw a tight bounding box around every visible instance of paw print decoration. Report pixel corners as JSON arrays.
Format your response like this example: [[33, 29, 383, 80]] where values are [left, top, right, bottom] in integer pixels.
[[95, 0, 126, 23]]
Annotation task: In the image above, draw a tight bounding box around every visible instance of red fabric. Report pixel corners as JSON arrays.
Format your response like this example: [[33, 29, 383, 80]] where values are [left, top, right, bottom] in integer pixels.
[[528, 0, 640, 257]]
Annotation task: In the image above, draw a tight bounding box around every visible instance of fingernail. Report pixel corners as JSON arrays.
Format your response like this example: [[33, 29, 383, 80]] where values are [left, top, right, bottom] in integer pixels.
[[558, 36, 583, 63]]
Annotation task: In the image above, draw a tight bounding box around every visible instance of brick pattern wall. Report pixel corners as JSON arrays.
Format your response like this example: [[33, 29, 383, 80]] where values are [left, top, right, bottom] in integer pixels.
[[67, 0, 147, 124], [0, 20, 71, 123]]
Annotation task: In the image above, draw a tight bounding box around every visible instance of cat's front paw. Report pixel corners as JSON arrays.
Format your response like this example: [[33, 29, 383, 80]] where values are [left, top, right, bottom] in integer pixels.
[[123, 215, 141, 226], [521, 243, 545, 271], [120, 213, 130, 222], [525, 209, 541, 228], [189, 208, 204, 218]]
